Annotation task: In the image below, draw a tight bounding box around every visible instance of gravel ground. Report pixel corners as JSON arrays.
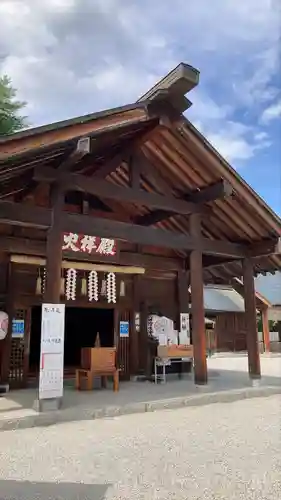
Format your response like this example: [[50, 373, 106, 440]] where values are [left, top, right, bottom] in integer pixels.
[[0, 395, 280, 500]]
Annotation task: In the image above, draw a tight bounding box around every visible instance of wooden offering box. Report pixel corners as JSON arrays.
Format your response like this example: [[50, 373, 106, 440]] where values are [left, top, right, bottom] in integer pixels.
[[157, 345, 194, 359], [76, 347, 119, 391]]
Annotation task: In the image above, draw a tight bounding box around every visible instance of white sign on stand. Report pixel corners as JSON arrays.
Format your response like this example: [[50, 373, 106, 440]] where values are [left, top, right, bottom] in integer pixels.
[[39, 303, 65, 401], [180, 313, 190, 345]]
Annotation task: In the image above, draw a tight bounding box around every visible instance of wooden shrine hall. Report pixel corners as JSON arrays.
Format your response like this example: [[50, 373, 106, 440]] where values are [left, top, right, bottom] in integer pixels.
[[0, 62, 281, 391]]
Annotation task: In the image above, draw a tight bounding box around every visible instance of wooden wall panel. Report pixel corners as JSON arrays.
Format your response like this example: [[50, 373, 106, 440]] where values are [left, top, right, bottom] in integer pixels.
[[139, 277, 177, 321], [215, 313, 247, 352]]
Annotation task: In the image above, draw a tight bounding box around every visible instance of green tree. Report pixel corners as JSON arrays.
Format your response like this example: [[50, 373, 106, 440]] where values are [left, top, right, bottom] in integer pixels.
[[0, 75, 27, 136]]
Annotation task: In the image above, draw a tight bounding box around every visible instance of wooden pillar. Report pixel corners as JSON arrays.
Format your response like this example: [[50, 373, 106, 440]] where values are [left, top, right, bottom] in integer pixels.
[[0, 261, 15, 386], [177, 269, 190, 330], [242, 258, 261, 379], [261, 308, 270, 353], [139, 300, 148, 375], [44, 186, 64, 304], [189, 214, 207, 385], [130, 275, 141, 375]]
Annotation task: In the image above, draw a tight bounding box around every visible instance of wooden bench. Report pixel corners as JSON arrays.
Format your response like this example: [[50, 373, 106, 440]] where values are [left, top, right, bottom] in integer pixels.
[[75, 347, 119, 392]]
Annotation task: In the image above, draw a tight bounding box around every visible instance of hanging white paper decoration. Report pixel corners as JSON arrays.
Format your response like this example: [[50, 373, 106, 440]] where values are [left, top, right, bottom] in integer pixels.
[[106, 272, 116, 303], [88, 271, 99, 302], [65, 268, 77, 300], [36, 267, 47, 296]]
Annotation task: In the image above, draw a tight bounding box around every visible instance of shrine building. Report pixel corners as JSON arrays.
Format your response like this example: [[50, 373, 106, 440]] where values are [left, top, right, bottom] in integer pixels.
[[0, 62, 281, 390]]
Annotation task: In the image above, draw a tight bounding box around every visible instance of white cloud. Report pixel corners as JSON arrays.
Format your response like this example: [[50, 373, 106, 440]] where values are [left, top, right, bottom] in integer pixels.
[[260, 100, 281, 124], [0, 0, 279, 163], [254, 131, 269, 141]]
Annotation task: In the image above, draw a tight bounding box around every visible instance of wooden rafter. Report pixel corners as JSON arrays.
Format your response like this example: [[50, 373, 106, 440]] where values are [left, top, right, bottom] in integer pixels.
[[0, 106, 150, 160], [15, 137, 92, 202]]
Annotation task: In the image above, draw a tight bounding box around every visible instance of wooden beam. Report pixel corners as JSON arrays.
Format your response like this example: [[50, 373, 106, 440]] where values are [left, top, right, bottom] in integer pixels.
[[249, 238, 281, 257], [242, 258, 261, 379], [0, 235, 183, 271], [0, 201, 51, 228], [91, 152, 129, 179], [16, 138, 92, 203], [58, 137, 91, 173], [3, 200, 274, 258], [189, 213, 207, 384], [188, 180, 233, 203], [0, 201, 249, 256], [10, 255, 145, 274], [62, 214, 247, 256], [231, 277, 270, 311], [87, 122, 162, 179], [33, 166, 208, 216], [134, 180, 233, 225]]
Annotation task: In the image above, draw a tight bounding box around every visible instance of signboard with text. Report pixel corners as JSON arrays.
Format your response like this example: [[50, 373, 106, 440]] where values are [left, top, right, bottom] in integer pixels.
[[62, 232, 118, 258], [12, 319, 25, 338], [120, 321, 129, 338], [39, 304, 65, 400]]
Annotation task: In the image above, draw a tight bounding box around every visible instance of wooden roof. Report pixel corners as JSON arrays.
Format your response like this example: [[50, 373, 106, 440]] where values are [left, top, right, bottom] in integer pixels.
[[1, 64, 281, 282]]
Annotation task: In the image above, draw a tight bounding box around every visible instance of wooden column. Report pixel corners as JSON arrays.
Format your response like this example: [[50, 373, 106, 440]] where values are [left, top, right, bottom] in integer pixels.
[[189, 214, 207, 385], [177, 269, 190, 329], [242, 258, 261, 379], [139, 300, 148, 375], [44, 186, 64, 304], [261, 308, 270, 353], [0, 261, 15, 386], [130, 275, 141, 375]]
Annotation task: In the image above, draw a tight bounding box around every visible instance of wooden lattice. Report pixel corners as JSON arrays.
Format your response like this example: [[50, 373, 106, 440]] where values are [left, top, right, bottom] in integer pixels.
[[9, 309, 28, 387]]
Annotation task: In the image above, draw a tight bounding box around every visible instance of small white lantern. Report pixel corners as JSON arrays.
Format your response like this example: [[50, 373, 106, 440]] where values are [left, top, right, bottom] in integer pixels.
[[0, 311, 9, 340]]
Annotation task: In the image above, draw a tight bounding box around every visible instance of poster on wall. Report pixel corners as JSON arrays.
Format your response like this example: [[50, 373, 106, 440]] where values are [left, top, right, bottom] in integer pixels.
[[120, 321, 129, 337], [12, 319, 25, 339], [39, 303, 65, 401]]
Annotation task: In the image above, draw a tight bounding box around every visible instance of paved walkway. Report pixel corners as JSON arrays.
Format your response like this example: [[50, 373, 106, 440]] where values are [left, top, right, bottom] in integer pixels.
[[0, 395, 280, 499], [0, 354, 280, 431]]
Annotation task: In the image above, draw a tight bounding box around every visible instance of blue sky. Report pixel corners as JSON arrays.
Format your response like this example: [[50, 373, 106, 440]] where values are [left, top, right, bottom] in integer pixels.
[[0, 0, 280, 215], [0, 0, 280, 301]]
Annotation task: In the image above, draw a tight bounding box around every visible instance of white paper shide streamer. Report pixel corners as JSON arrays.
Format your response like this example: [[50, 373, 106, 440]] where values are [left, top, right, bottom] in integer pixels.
[[88, 270, 99, 302], [65, 268, 77, 300], [42, 268, 46, 295], [106, 272, 116, 303]]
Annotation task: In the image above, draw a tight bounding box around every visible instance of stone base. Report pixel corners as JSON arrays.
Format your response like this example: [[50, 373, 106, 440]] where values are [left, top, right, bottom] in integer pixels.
[[33, 398, 62, 412], [250, 378, 261, 388]]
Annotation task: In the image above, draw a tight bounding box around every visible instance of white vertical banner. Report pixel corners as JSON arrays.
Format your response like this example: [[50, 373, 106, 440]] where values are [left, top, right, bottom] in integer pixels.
[[39, 303, 65, 400], [179, 313, 190, 345]]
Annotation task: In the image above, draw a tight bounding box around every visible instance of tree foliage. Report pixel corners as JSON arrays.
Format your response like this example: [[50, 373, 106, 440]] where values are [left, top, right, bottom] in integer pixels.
[[0, 75, 27, 136]]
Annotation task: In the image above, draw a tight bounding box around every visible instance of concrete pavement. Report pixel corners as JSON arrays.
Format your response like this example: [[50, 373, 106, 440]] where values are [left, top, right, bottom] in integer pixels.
[[0, 354, 280, 432], [0, 395, 280, 499]]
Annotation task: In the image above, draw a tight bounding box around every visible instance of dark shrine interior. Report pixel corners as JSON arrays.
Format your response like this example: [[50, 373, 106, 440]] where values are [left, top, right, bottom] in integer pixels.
[[29, 306, 114, 371]]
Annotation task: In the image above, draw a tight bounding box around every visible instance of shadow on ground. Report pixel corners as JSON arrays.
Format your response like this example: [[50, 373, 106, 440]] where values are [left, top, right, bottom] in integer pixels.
[[0, 480, 110, 500]]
